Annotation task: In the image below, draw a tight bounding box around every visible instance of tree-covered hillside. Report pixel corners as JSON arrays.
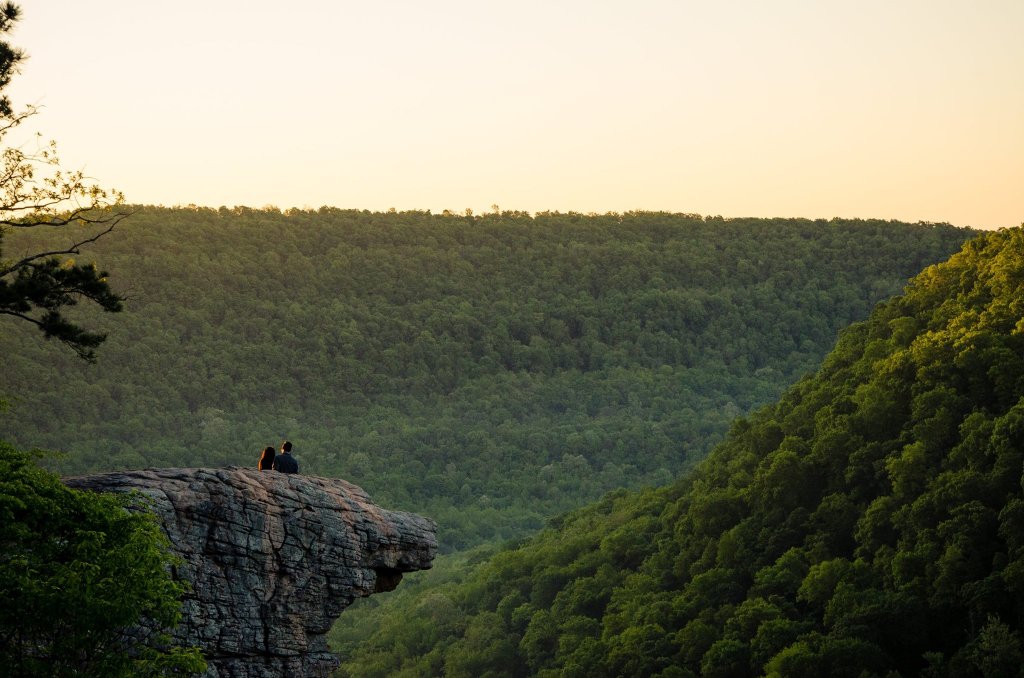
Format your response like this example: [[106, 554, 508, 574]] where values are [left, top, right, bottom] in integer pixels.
[[334, 226, 1024, 677], [0, 207, 971, 547]]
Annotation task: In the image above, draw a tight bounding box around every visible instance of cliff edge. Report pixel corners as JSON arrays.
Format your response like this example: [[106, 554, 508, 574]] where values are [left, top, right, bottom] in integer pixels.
[[65, 467, 437, 677]]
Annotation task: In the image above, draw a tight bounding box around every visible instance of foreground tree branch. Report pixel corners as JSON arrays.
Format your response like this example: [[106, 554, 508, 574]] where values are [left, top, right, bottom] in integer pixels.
[[0, 5, 125, 363]]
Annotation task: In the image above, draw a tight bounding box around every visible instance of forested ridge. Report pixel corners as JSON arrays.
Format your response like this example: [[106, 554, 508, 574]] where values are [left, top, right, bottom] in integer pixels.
[[1, 206, 971, 547], [333, 227, 1024, 677]]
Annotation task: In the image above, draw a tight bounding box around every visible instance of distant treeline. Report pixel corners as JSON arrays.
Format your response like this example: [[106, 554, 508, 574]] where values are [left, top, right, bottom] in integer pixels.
[[331, 228, 1024, 676], [0, 207, 973, 548]]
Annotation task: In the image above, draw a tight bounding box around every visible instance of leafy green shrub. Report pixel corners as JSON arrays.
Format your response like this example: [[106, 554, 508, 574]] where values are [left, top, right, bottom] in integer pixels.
[[0, 440, 205, 676]]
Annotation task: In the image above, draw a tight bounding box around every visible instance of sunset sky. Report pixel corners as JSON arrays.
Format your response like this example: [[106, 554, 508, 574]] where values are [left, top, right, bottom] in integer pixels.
[[10, 1, 1024, 229]]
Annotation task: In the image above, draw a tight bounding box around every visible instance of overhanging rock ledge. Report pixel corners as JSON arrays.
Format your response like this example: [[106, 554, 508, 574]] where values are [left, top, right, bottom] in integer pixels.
[[65, 466, 437, 678]]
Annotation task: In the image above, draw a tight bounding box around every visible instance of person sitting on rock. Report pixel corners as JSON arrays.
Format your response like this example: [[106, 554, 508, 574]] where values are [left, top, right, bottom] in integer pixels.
[[257, 446, 275, 470], [273, 440, 299, 474]]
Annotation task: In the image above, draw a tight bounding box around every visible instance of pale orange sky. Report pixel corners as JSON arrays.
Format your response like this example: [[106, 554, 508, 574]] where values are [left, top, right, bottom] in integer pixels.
[[11, 1, 1024, 229]]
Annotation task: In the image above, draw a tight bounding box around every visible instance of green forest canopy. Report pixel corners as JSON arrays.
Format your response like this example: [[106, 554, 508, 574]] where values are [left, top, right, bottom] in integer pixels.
[[333, 227, 1024, 677], [0, 207, 973, 548]]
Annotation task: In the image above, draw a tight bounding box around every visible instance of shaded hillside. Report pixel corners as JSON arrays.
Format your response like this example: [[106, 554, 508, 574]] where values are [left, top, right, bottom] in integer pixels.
[[335, 227, 1024, 676], [0, 207, 971, 547]]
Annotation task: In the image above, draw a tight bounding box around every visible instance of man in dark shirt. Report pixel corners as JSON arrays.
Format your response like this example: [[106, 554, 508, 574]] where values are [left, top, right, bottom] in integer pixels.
[[273, 440, 299, 474]]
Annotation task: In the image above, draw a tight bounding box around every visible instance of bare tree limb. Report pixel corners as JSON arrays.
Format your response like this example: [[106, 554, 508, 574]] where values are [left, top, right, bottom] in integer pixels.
[[0, 211, 130, 277]]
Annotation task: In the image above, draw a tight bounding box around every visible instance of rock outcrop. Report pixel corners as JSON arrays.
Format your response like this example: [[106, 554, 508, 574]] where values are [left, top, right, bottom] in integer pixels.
[[65, 467, 437, 677]]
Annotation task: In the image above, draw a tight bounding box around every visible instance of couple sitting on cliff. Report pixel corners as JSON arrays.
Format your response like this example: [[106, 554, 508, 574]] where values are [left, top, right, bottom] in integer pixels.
[[257, 441, 299, 474]]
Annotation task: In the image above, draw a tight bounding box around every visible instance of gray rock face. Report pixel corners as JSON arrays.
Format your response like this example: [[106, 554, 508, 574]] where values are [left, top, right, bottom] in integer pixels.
[[65, 467, 437, 677]]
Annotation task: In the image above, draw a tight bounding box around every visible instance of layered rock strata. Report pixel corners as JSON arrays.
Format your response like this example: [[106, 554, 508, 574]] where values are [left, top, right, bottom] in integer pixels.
[[65, 467, 437, 677]]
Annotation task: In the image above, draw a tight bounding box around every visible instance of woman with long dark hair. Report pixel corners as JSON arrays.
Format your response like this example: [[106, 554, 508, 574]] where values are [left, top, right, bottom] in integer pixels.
[[257, 446, 276, 470]]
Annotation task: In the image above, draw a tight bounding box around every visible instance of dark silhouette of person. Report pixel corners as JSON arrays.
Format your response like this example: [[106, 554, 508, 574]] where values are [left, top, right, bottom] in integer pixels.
[[257, 446, 275, 471], [273, 440, 299, 474]]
